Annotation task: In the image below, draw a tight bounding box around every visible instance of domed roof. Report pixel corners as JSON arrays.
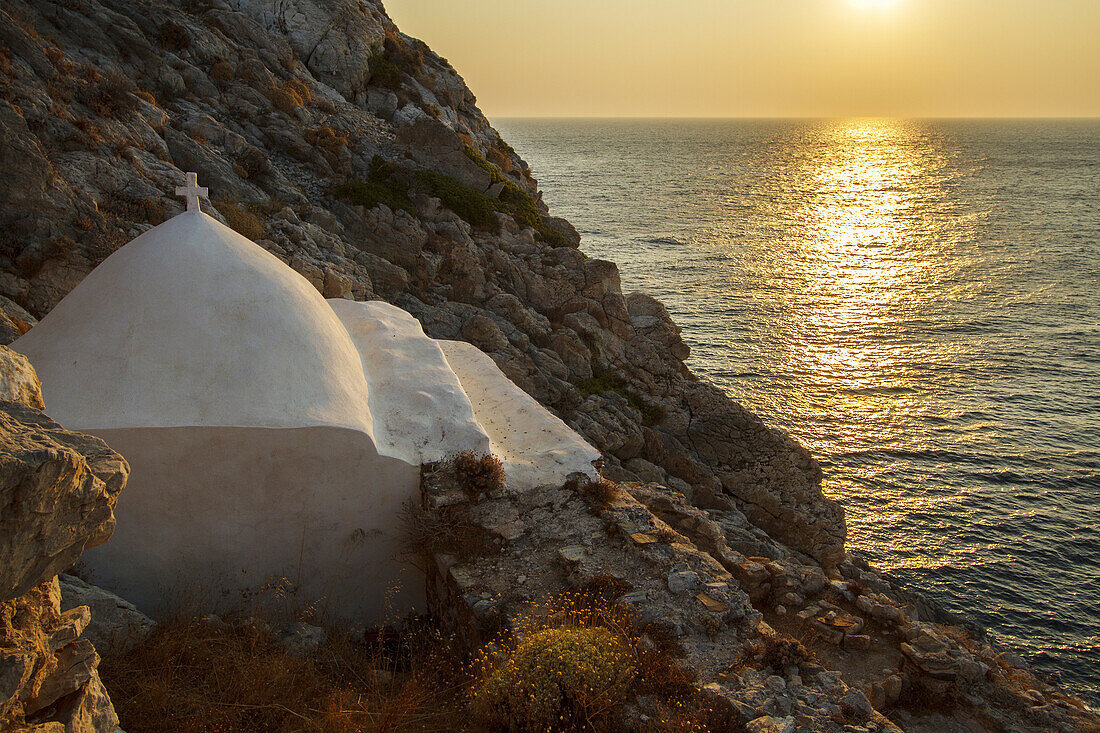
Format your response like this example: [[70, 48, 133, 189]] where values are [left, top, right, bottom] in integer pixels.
[[13, 211, 374, 435]]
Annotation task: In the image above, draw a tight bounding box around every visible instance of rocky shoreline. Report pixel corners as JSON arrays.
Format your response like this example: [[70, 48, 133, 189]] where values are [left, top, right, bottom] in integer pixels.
[[0, 0, 1096, 731]]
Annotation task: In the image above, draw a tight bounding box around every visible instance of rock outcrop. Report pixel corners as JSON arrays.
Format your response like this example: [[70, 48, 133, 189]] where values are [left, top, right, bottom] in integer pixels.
[[0, 346, 126, 732]]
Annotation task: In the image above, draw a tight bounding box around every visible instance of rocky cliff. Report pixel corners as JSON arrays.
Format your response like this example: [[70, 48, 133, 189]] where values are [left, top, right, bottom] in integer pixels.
[[0, 1, 1096, 731]]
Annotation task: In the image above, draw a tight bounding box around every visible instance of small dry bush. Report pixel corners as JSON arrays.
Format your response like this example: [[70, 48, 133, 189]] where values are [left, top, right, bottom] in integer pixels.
[[82, 71, 137, 118], [759, 635, 812, 672], [157, 20, 190, 51], [209, 59, 234, 82], [584, 478, 623, 505], [100, 613, 468, 733], [305, 126, 350, 151], [213, 198, 265, 240], [400, 500, 490, 562], [449, 450, 505, 500], [267, 78, 312, 114], [133, 89, 156, 106]]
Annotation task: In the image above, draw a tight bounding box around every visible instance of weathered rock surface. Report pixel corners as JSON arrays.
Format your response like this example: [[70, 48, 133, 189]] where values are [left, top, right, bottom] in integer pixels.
[[426, 474, 1100, 732], [59, 575, 154, 657], [1, 344, 124, 732], [0, 345, 44, 409], [1, 401, 128, 603]]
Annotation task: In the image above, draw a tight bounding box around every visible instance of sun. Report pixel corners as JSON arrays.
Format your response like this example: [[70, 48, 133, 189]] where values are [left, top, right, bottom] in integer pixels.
[[852, 0, 900, 8]]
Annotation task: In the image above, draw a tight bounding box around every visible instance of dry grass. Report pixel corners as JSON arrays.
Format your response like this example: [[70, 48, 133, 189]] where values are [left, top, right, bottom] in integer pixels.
[[100, 614, 469, 733], [642, 694, 744, 733]]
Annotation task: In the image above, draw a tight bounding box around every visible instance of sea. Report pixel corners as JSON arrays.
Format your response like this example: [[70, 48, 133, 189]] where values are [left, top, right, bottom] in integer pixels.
[[496, 118, 1100, 705]]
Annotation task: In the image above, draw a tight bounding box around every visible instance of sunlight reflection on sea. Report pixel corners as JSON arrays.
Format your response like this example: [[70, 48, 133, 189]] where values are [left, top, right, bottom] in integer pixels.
[[499, 118, 1100, 705]]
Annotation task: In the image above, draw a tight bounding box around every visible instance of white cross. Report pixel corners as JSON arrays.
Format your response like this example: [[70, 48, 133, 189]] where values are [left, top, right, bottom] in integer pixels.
[[175, 172, 208, 213]]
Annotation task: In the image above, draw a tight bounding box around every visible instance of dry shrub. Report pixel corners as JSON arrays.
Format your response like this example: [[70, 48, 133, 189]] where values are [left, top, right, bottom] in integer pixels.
[[233, 148, 269, 181], [100, 614, 468, 733], [758, 634, 812, 672], [581, 574, 634, 601], [209, 59, 234, 82], [400, 500, 489, 562], [305, 126, 350, 151], [133, 89, 156, 106], [71, 116, 101, 146], [157, 19, 190, 51], [73, 214, 95, 230], [213, 198, 265, 240], [266, 78, 312, 114], [83, 70, 137, 117], [584, 478, 623, 505], [449, 450, 505, 500]]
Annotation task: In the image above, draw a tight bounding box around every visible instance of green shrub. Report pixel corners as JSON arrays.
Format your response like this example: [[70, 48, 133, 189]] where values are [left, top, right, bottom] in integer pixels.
[[450, 450, 506, 499], [415, 170, 499, 230], [333, 155, 413, 214], [463, 145, 569, 247], [368, 53, 404, 89], [577, 367, 666, 426], [471, 626, 636, 731]]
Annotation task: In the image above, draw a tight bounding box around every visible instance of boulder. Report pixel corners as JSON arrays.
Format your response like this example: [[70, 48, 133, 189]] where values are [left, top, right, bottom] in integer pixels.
[[0, 346, 44, 409], [59, 576, 155, 657], [0, 403, 128, 602]]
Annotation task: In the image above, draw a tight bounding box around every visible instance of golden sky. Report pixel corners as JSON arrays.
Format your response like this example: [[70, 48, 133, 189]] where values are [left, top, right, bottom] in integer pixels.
[[382, 0, 1100, 118]]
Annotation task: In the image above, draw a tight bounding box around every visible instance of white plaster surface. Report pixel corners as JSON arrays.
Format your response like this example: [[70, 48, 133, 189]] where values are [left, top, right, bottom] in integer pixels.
[[83, 425, 423, 622], [437, 340, 601, 490], [329, 299, 489, 463], [13, 212, 375, 435]]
